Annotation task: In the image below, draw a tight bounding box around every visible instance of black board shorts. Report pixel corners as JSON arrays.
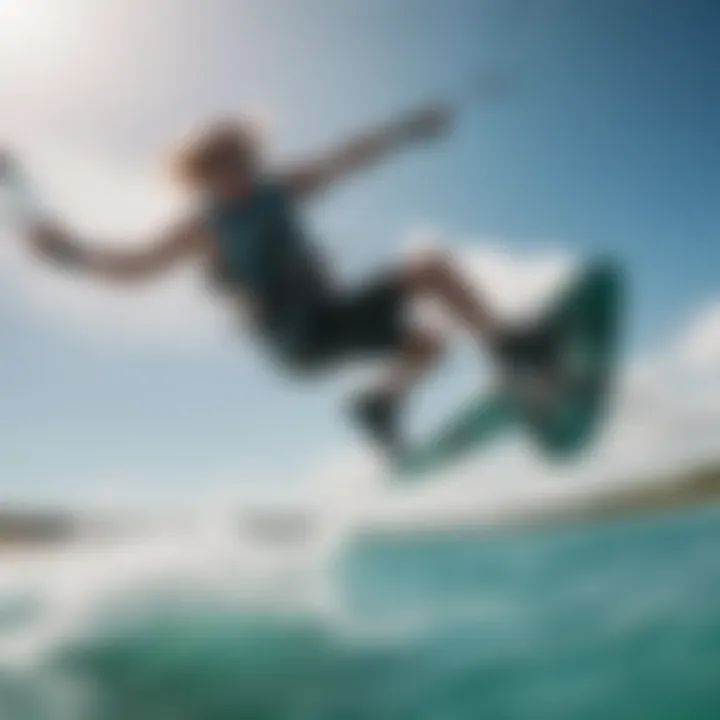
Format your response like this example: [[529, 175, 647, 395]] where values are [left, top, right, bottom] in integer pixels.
[[263, 272, 409, 372]]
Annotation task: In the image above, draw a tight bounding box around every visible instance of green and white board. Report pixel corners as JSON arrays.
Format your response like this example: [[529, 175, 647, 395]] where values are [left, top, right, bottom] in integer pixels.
[[394, 261, 623, 478]]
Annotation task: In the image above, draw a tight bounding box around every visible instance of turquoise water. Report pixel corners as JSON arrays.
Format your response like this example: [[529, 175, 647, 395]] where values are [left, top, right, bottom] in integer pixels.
[[1, 506, 719, 720]]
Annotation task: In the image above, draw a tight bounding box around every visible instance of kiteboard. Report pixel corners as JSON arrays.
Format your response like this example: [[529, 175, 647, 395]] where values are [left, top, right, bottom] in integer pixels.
[[394, 261, 623, 478]]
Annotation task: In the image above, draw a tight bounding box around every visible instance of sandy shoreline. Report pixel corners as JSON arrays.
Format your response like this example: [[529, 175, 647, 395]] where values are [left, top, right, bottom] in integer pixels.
[[1, 462, 718, 552]]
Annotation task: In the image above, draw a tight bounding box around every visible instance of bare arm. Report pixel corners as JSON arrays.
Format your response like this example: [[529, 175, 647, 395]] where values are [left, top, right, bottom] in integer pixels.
[[0, 149, 207, 282], [286, 103, 453, 198], [29, 216, 208, 283]]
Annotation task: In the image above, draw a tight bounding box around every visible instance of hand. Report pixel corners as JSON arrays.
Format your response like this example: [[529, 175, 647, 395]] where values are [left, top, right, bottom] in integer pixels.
[[30, 223, 85, 266], [404, 104, 454, 142]]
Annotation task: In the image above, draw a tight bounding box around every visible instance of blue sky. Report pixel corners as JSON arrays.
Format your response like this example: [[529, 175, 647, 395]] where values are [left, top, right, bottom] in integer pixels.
[[0, 0, 718, 507]]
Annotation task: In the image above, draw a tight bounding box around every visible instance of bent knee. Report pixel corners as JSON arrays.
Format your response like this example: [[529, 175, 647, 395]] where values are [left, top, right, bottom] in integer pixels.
[[405, 329, 445, 361], [404, 250, 454, 288]]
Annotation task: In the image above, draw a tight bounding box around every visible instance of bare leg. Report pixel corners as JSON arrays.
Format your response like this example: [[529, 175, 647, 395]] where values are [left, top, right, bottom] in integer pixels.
[[352, 253, 499, 451], [381, 328, 444, 399], [352, 329, 443, 451], [401, 252, 560, 395], [403, 251, 501, 348]]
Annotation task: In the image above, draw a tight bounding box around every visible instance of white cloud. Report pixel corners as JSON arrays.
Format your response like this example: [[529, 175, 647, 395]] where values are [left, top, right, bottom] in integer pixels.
[[675, 301, 720, 371], [616, 300, 720, 469], [459, 243, 575, 322]]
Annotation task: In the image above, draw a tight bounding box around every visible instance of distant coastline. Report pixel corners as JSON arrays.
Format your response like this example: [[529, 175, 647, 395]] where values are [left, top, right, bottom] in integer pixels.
[[1, 462, 719, 550], [366, 462, 720, 539], [536, 462, 720, 528], [0, 507, 77, 549]]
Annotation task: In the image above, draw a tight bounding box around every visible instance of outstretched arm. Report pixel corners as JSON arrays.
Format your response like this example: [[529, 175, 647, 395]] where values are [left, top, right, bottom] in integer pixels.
[[286, 103, 453, 198], [0, 150, 206, 283], [29, 216, 207, 283]]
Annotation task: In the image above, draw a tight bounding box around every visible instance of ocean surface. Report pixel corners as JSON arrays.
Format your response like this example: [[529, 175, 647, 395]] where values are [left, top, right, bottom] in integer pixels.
[[0, 505, 719, 720]]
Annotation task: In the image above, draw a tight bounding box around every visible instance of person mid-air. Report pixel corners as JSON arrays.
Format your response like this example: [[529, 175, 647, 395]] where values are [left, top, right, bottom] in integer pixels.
[[6, 103, 551, 456]]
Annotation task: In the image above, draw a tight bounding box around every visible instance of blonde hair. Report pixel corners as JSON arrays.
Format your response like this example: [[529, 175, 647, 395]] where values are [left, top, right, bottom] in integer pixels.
[[169, 117, 264, 186]]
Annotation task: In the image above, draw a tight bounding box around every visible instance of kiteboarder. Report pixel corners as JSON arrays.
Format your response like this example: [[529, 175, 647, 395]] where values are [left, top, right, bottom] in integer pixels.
[[2, 104, 552, 455]]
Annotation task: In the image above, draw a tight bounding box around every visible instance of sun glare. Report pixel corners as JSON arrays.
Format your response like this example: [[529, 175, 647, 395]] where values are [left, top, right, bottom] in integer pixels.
[[0, 0, 97, 89], [0, 0, 49, 41], [0, 0, 83, 60]]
